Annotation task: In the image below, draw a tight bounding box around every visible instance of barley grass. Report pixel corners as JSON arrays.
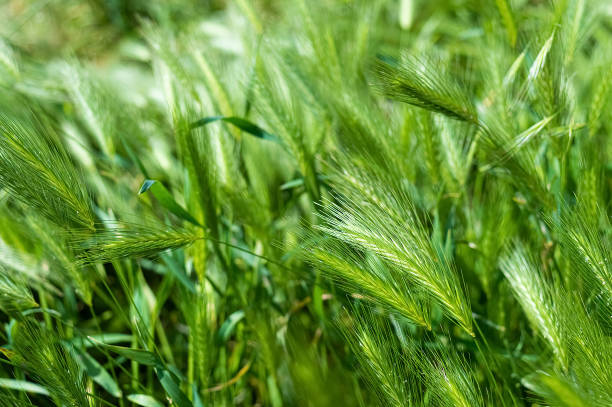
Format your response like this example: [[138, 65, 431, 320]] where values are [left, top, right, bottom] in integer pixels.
[[0, 0, 610, 406]]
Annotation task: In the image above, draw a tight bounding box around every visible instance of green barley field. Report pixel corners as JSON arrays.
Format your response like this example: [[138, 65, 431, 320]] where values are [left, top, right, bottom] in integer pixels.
[[0, 0, 610, 405]]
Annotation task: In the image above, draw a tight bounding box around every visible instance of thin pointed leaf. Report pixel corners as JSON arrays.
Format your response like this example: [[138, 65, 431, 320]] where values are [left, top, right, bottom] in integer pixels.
[[87, 338, 161, 366], [0, 379, 49, 396], [506, 115, 555, 154], [528, 32, 555, 83], [139, 180, 201, 227], [71, 348, 122, 397], [70, 333, 133, 348], [156, 368, 192, 407], [127, 394, 165, 407], [217, 310, 245, 343], [190, 116, 282, 144]]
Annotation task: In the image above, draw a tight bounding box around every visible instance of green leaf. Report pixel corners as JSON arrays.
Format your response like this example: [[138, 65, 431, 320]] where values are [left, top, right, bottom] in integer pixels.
[[503, 50, 526, 87], [93, 339, 191, 407], [190, 116, 282, 144], [121, 138, 149, 178], [528, 31, 555, 83], [192, 384, 204, 407], [281, 175, 329, 191], [139, 180, 201, 227], [0, 378, 49, 396], [127, 394, 165, 407], [217, 310, 245, 343], [69, 333, 133, 348], [161, 253, 196, 293], [280, 178, 305, 191], [71, 348, 122, 397], [87, 338, 161, 366], [156, 368, 192, 407], [505, 115, 555, 156], [267, 375, 283, 407]]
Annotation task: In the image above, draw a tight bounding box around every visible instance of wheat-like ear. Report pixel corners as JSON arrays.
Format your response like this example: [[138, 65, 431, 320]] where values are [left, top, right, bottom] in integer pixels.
[[521, 293, 612, 406], [0, 100, 94, 230], [9, 320, 90, 407], [341, 306, 418, 407], [476, 112, 552, 206], [71, 220, 202, 266], [0, 266, 37, 316], [25, 215, 93, 305], [317, 161, 473, 335], [191, 285, 215, 391], [521, 371, 591, 407], [343, 306, 484, 407], [560, 297, 612, 404], [308, 236, 431, 328], [373, 54, 554, 206], [0, 391, 35, 407], [252, 55, 322, 202], [587, 62, 612, 138], [501, 236, 612, 404], [409, 342, 484, 407], [548, 201, 611, 322], [62, 64, 117, 157], [500, 242, 567, 370], [0, 231, 60, 296], [374, 55, 478, 124], [494, 0, 517, 47]]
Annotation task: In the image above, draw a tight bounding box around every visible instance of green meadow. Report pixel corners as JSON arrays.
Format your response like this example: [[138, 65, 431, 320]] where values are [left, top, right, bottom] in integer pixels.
[[0, 0, 610, 405]]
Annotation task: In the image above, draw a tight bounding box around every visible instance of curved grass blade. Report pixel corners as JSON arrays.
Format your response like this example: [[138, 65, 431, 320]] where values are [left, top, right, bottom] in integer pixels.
[[190, 115, 282, 144], [71, 347, 122, 397], [87, 338, 161, 366], [139, 180, 201, 227], [0, 378, 49, 396], [90, 340, 191, 406], [69, 333, 133, 348], [156, 368, 192, 407], [217, 310, 245, 343], [128, 394, 165, 407]]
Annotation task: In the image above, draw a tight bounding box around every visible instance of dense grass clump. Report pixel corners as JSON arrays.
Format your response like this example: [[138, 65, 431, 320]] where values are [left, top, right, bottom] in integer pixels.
[[0, 0, 610, 405]]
